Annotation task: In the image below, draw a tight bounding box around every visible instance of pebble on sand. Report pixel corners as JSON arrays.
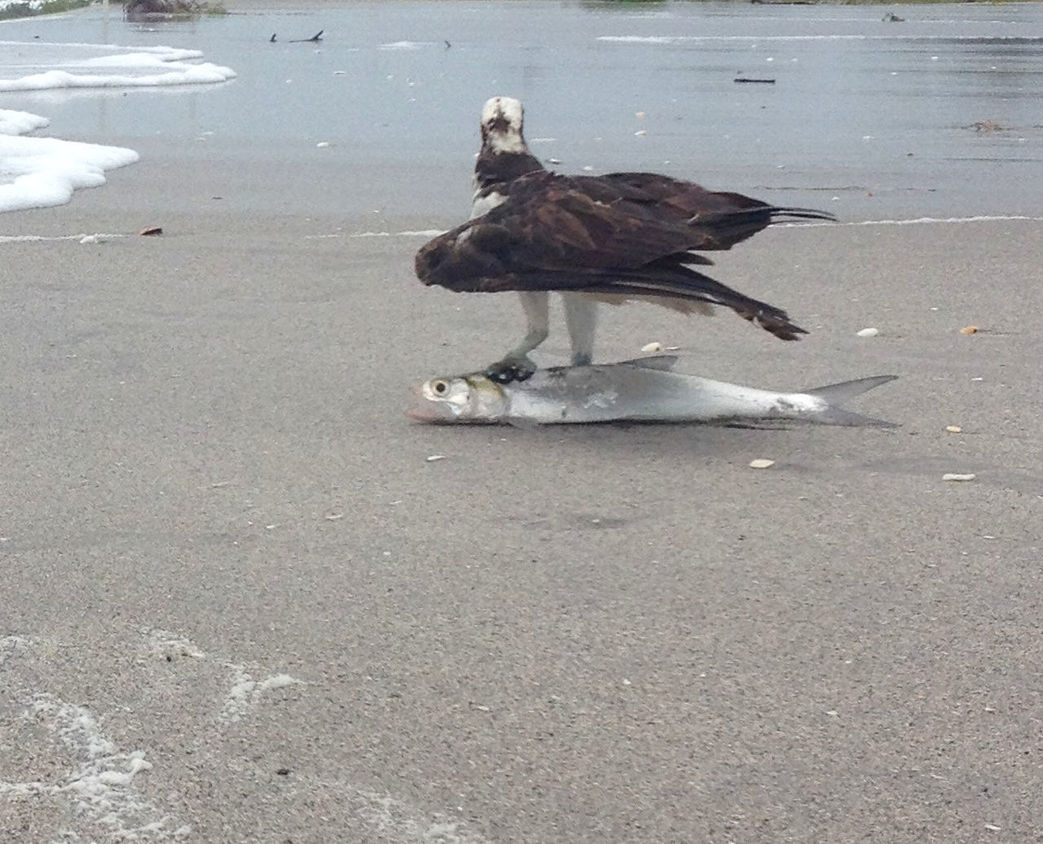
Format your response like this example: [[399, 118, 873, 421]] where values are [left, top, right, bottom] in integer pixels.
[[749, 459, 776, 469], [856, 327, 879, 337], [942, 473, 976, 482]]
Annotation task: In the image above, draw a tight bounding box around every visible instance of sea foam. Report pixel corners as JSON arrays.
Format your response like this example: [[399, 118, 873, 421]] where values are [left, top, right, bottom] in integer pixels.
[[0, 45, 236, 91], [0, 41, 234, 213], [0, 110, 139, 213]]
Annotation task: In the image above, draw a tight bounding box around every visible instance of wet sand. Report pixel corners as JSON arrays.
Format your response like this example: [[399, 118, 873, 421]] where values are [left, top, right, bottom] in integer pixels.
[[3, 47, 1043, 844]]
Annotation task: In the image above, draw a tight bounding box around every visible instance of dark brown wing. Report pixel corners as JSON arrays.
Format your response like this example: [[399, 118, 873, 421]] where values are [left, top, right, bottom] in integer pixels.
[[414, 171, 810, 341], [590, 172, 835, 250], [416, 171, 704, 287], [466, 172, 717, 271]]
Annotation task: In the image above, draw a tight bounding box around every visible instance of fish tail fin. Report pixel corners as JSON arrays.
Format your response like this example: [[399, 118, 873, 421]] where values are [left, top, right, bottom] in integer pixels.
[[804, 375, 899, 427]]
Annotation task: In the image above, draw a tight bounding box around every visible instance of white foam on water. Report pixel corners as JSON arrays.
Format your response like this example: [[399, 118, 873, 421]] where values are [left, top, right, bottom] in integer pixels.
[[0, 55, 236, 91], [0, 42, 235, 91], [0, 634, 35, 662], [348, 229, 445, 238], [0, 108, 49, 135], [378, 40, 429, 50], [0, 692, 190, 840], [219, 664, 304, 724], [846, 214, 1043, 226], [0, 122, 139, 213], [351, 787, 490, 843], [774, 215, 1043, 229], [0, 231, 126, 242], [3, 629, 493, 840], [145, 627, 207, 661], [0, 41, 235, 213]]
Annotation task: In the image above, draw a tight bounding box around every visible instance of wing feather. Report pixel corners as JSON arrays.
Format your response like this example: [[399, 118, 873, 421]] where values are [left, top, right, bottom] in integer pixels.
[[414, 170, 826, 342]]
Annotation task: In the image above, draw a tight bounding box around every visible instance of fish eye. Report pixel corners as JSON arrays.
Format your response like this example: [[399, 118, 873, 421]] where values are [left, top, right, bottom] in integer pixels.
[[432, 380, 449, 395]]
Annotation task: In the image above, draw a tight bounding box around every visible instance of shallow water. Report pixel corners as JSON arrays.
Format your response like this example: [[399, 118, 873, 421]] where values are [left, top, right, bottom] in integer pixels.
[[2, 1, 1042, 219]]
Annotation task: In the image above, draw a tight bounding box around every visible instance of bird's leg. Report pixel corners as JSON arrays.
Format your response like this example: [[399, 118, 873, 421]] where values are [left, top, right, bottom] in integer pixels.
[[562, 293, 598, 366], [485, 291, 549, 383]]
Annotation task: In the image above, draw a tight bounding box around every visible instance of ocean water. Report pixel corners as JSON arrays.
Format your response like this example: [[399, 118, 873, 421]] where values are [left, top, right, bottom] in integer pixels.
[[1, 0, 1042, 219]]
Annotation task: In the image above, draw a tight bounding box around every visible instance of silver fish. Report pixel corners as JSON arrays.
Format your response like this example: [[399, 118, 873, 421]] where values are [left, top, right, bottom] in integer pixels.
[[407, 356, 897, 427]]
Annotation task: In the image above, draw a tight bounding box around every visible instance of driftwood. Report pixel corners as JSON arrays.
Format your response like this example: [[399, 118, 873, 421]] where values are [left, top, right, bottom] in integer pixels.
[[288, 30, 323, 43]]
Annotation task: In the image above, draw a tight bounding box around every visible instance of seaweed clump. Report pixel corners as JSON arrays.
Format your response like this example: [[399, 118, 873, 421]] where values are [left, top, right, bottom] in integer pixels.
[[124, 0, 224, 20]]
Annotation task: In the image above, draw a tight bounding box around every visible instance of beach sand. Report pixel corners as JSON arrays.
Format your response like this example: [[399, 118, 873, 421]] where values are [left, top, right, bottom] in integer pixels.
[[3, 68, 1043, 842]]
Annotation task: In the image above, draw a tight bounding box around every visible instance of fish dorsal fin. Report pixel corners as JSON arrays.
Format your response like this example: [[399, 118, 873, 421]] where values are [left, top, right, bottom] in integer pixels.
[[616, 355, 679, 372]]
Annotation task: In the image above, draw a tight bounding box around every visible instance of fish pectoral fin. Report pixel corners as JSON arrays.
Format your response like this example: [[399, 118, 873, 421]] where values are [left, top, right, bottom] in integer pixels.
[[615, 354, 679, 372], [803, 374, 899, 428]]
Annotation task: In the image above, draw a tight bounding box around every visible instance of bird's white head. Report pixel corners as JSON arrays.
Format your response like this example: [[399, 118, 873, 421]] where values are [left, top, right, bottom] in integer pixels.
[[480, 96, 528, 155]]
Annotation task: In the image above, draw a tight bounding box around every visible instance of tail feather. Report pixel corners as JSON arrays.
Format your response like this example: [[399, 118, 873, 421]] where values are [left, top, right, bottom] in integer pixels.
[[690, 205, 837, 249], [769, 207, 838, 222]]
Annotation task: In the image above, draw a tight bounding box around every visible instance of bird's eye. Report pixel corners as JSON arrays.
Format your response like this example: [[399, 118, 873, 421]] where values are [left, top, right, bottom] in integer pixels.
[[432, 380, 449, 395]]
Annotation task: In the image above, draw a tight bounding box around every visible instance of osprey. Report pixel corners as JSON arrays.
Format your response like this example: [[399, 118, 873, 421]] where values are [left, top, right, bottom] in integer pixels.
[[415, 96, 835, 380]]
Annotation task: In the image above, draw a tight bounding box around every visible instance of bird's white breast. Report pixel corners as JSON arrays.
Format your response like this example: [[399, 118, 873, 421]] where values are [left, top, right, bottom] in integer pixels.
[[470, 189, 507, 219]]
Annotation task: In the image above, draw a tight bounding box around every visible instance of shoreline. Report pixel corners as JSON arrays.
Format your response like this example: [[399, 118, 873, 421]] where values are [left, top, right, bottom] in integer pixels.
[[5, 1, 1042, 221]]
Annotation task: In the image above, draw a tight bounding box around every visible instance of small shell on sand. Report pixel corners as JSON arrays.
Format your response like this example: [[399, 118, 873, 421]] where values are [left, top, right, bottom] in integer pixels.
[[426, 454, 447, 463], [749, 458, 776, 469], [943, 473, 976, 482], [945, 425, 963, 433], [856, 327, 879, 337], [641, 341, 663, 353], [960, 325, 979, 335]]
